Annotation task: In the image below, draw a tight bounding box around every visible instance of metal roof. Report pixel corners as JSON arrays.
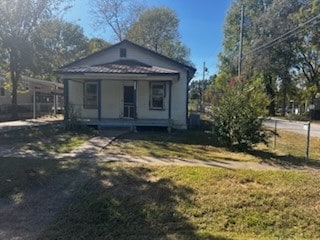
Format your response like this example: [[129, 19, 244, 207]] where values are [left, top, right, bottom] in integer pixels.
[[57, 60, 180, 75]]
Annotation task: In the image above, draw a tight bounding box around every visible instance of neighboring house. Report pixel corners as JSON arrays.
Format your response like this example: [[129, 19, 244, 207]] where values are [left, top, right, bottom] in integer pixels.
[[0, 75, 63, 119], [56, 40, 196, 130]]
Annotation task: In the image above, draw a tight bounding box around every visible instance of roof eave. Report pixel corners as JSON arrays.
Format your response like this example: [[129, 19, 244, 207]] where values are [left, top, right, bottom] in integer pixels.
[[55, 72, 180, 81]]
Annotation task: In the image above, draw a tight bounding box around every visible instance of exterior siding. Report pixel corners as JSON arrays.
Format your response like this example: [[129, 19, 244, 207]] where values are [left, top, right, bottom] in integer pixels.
[[68, 80, 98, 119], [101, 80, 122, 118], [171, 72, 188, 129], [100, 80, 171, 121], [136, 81, 169, 119]]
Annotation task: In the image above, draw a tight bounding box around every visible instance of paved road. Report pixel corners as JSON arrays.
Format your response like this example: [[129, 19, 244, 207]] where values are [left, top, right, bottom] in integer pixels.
[[264, 118, 320, 138]]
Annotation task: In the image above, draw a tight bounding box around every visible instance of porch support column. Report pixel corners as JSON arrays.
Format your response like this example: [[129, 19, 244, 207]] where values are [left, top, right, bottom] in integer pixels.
[[98, 80, 102, 121], [133, 80, 137, 132], [133, 80, 137, 119], [63, 79, 69, 121], [168, 80, 172, 133]]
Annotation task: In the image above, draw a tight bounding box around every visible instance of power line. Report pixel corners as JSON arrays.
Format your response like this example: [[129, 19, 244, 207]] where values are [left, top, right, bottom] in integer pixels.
[[244, 13, 320, 56]]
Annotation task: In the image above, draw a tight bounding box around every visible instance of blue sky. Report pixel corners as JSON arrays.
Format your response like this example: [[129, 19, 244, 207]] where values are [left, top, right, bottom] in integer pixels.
[[63, 0, 233, 79]]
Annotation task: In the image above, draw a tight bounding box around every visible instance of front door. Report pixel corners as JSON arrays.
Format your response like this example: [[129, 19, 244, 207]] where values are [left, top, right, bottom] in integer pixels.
[[123, 86, 134, 118]]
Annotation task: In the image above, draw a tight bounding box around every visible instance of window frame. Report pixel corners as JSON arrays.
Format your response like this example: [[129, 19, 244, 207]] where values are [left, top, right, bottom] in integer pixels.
[[149, 82, 166, 110], [84, 81, 98, 109]]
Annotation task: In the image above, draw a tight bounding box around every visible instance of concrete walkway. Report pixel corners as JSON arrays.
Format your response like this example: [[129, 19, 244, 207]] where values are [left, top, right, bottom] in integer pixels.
[[0, 128, 129, 160], [55, 129, 129, 159], [0, 116, 63, 133]]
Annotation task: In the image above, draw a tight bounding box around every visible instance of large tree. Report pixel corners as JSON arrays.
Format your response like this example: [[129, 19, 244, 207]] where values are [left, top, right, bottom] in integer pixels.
[[88, 38, 111, 54], [249, 0, 304, 115], [90, 0, 145, 41], [292, 0, 320, 104], [126, 7, 192, 65], [219, 0, 317, 116], [0, 0, 66, 119], [218, 0, 278, 114], [31, 19, 90, 80]]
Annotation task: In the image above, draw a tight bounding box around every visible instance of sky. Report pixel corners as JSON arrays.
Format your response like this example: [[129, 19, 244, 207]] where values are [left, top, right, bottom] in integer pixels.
[[63, 0, 233, 80]]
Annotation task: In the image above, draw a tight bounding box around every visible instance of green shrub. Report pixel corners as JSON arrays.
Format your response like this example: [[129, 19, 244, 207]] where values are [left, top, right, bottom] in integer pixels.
[[212, 79, 269, 149]]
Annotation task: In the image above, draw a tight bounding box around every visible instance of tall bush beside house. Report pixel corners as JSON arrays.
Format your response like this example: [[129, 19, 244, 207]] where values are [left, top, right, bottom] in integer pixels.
[[212, 77, 269, 149], [64, 105, 84, 131]]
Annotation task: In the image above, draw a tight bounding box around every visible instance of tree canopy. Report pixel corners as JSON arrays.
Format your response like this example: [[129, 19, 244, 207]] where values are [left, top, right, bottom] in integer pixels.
[[126, 7, 192, 65], [0, 0, 67, 118], [216, 0, 320, 116], [89, 1, 193, 66], [31, 18, 90, 80], [90, 0, 146, 41], [199, 0, 319, 147]]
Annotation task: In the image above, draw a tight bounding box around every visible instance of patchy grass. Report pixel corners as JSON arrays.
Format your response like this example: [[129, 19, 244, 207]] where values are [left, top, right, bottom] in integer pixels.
[[106, 126, 320, 168], [106, 130, 259, 162], [28, 135, 90, 153], [0, 157, 72, 199], [0, 124, 95, 153], [273, 129, 320, 160], [254, 129, 320, 166], [39, 164, 320, 240]]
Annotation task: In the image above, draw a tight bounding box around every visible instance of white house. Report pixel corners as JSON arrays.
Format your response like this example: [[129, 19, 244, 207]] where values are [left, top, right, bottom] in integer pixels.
[[56, 40, 196, 130]]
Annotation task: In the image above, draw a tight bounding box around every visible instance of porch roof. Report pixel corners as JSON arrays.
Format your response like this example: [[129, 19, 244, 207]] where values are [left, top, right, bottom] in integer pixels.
[[57, 60, 179, 76]]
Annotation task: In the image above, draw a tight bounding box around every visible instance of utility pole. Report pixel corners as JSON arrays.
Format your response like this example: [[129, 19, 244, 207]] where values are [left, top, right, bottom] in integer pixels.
[[238, 5, 244, 79], [203, 62, 206, 82], [199, 62, 208, 112], [33, 88, 36, 119]]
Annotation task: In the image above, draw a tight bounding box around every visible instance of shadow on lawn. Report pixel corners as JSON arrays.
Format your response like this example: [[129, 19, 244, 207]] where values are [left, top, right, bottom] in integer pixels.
[[119, 129, 223, 147], [0, 157, 82, 240], [38, 163, 231, 240], [247, 149, 320, 169], [120, 129, 320, 169]]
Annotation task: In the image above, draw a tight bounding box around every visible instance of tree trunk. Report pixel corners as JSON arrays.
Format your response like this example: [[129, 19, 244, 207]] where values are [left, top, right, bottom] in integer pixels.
[[265, 74, 276, 116], [281, 75, 290, 117], [9, 51, 19, 120]]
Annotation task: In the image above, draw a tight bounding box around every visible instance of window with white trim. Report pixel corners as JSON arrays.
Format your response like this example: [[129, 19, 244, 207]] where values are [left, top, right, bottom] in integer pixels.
[[150, 82, 165, 110], [84, 82, 98, 108]]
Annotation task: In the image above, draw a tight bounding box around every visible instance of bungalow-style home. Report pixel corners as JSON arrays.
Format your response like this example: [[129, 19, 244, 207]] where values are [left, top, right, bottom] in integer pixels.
[[56, 40, 196, 131], [0, 75, 63, 120]]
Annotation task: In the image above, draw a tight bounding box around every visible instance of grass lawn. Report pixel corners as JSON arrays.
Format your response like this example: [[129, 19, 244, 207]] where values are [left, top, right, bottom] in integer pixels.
[[38, 164, 320, 240], [0, 157, 73, 200], [1, 119, 319, 239], [0, 124, 95, 153], [106, 128, 320, 168], [272, 129, 320, 160], [106, 130, 260, 162], [255, 129, 320, 166]]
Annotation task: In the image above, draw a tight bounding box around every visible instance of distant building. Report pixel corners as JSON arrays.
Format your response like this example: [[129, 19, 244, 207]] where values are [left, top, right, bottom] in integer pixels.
[[0, 75, 63, 120]]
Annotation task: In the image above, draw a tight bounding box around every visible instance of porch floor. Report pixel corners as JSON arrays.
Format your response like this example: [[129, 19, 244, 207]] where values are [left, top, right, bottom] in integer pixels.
[[80, 118, 172, 128]]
